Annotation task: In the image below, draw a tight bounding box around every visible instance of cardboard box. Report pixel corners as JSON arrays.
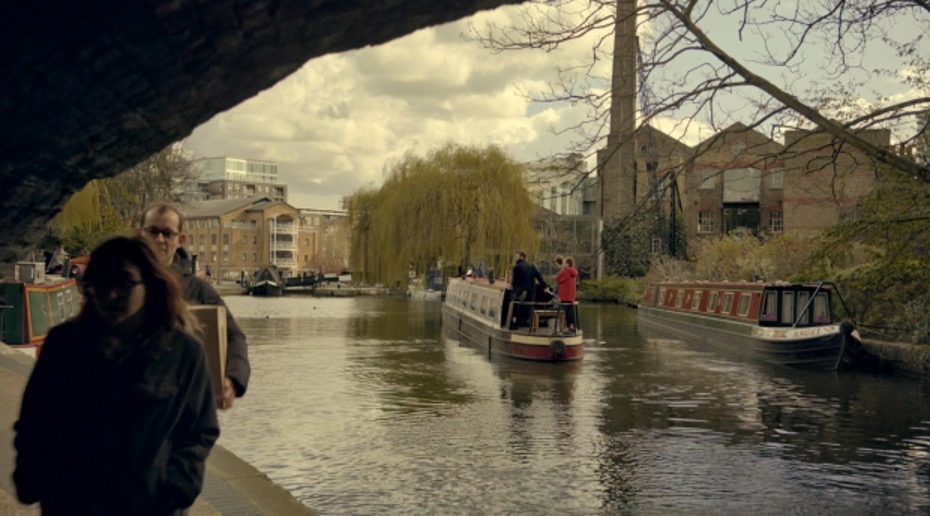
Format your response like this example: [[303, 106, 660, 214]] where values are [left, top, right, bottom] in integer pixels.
[[189, 305, 227, 407]]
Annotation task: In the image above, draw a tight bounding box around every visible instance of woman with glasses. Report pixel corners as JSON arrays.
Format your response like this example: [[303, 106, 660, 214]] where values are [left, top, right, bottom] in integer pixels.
[[13, 236, 219, 515]]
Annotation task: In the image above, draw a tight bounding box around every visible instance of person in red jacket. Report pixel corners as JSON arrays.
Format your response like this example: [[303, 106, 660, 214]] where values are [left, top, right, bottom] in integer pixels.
[[555, 256, 579, 332]]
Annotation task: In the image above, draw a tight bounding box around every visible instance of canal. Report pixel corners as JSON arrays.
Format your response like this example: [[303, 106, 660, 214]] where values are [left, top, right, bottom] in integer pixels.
[[219, 296, 930, 515]]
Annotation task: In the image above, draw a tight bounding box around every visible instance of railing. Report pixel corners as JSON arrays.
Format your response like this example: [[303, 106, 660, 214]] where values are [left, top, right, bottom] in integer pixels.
[[271, 222, 297, 234], [274, 241, 297, 251], [273, 259, 297, 268], [226, 222, 256, 230]]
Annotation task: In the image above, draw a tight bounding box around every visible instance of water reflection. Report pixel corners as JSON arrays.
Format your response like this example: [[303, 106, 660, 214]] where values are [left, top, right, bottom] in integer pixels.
[[219, 297, 930, 514]]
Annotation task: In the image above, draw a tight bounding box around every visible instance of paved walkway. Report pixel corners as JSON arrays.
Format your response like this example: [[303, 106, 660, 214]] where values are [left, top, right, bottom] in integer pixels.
[[0, 346, 315, 515]]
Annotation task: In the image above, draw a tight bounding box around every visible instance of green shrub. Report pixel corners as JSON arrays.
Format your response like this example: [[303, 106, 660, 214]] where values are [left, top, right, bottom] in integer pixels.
[[578, 276, 645, 304]]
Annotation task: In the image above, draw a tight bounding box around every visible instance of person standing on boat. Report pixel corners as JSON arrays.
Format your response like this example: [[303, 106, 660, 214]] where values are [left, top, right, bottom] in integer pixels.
[[510, 250, 546, 329], [556, 256, 579, 333], [13, 236, 219, 514], [139, 203, 250, 409]]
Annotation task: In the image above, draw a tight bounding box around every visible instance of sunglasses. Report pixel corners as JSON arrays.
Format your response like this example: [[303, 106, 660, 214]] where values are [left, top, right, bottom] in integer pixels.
[[143, 226, 180, 240]]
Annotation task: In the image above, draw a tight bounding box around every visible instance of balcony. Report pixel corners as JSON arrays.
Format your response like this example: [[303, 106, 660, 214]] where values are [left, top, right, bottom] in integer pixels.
[[273, 241, 297, 251], [227, 221, 257, 230], [270, 221, 297, 234]]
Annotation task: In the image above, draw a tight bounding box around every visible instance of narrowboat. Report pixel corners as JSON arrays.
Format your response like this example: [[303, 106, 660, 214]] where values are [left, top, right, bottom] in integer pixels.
[[637, 281, 862, 370], [248, 266, 284, 297], [442, 276, 583, 362], [1, 264, 81, 354]]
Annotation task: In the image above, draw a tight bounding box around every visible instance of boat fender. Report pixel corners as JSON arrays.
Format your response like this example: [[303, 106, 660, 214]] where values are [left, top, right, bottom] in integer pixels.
[[839, 321, 855, 335], [550, 339, 566, 354]]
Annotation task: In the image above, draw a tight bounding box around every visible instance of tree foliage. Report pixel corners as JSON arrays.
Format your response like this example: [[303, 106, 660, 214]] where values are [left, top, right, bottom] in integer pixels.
[[48, 143, 196, 253], [811, 168, 930, 342], [49, 180, 126, 253], [602, 207, 686, 276], [347, 143, 539, 285]]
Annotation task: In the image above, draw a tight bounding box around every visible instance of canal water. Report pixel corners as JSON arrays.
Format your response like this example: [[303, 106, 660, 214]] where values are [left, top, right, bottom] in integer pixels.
[[219, 296, 930, 515]]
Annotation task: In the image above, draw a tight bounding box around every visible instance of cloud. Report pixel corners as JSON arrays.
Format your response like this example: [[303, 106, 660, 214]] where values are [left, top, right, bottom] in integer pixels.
[[185, 2, 612, 209]]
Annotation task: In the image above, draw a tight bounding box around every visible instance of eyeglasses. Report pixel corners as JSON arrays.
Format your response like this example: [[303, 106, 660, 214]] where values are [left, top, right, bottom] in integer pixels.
[[143, 226, 180, 240], [83, 278, 143, 298]]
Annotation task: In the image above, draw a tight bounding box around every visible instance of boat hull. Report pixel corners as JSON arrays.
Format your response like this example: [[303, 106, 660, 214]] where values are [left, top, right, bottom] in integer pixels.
[[442, 303, 583, 362], [638, 305, 844, 370], [250, 280, 283, 297]]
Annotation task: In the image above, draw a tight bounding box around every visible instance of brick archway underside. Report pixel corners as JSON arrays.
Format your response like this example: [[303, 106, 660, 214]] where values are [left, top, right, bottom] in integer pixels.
[[0, 0, 520, 267]]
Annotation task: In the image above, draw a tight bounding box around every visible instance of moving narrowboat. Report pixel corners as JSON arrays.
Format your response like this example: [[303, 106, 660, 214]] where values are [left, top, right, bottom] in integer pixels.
[[442, 276, 583, 362], [637, 281, 862, 370]]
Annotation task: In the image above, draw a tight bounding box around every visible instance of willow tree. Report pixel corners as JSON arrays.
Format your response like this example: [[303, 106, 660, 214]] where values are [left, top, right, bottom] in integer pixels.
[[49, 180, 125, 253], [347, 143, 539, 285]]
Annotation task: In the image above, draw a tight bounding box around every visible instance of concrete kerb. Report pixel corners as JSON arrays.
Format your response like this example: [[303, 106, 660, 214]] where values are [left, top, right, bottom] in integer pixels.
[[0, 344, 314, 515]]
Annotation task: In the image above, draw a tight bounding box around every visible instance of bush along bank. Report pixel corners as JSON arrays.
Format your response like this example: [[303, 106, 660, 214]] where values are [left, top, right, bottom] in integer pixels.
[[577, 276, 644, 305]]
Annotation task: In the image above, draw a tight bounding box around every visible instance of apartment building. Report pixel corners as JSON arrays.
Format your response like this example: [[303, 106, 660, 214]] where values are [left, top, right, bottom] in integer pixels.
[[184, 156, 288, 202], [181, 197, 318, 280]]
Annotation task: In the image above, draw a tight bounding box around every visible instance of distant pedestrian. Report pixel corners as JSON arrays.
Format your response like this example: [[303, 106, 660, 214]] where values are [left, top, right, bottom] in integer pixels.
[[13, 236, 219, 515]]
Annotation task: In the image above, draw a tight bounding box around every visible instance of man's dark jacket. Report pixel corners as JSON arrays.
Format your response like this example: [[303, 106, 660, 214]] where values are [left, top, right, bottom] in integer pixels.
[[14, 321, 220, 515], [173, 248, 250, 397], [511, 258, 545, 299]]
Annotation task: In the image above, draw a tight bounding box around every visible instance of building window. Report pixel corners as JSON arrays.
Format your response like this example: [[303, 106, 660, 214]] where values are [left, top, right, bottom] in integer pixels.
[[698, 211, 716, 234], [770, 169, 784, 189], [223, 251, 229, 262], [651, 237, 662, 254], [199, 235, 204, 246], [769, 211, 784, 233], [223, 234, 229, 245], [253, 236, 257, 244], [305, 255, 309, 262], [211, 234, 217, 245], [242, 253, 247, 262], [305, 238, 310, 246], [242, 235, 248, 244], [253, 253, 258, 262], [700, 169, 715, 189], [211, 252, 217, 262]]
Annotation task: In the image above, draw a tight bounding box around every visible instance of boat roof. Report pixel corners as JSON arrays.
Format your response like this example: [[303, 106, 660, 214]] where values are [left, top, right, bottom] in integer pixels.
[[449, 276, 512, 292], [648, 280, 834, 289]]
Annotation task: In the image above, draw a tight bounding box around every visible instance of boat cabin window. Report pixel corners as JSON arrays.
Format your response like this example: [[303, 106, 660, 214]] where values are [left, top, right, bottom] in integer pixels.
[[781, 292, 795, 325], [813, 292, 830, 323], [722, 293, 734, 314], [489, 300, 497, 320], [707, 292, 718, 313], [470, 292, 478, 311], [658, 287, 667, 307], [760, 291, 778, 321], [691, 291, 703, 310], [737, 293, 751, 317], [480, 296, 488, 315], [796, 291, 810, 325], [675, 290, 684, 308]]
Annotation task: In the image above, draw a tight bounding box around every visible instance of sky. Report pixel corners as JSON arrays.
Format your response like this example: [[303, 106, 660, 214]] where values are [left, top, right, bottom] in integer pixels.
[[185, 3, 613, 210], [185, 1, 927, 211]]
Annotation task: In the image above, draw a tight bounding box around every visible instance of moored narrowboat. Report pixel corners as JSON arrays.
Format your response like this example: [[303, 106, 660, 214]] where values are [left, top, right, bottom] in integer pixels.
[[1, 270, 81, 354], [637, 281, 861, 370], [442, 276, 583, 362]]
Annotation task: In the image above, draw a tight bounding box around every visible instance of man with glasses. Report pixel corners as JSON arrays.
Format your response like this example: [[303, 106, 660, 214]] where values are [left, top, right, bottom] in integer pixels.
[[139, 203, 250, 409]]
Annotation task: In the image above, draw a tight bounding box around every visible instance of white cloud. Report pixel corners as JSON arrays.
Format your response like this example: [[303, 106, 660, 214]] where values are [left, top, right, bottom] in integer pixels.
[[185, 2, 612, 209]]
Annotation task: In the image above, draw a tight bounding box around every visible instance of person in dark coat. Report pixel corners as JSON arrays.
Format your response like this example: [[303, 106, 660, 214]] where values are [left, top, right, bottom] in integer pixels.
[[14, 236, 219, 515], [510, 250, 546, 328], [139, 203, 250, 409]]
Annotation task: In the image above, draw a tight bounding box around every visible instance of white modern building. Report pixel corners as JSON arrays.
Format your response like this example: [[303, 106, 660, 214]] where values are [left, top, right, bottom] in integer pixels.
[[183, 156, 288, 202]]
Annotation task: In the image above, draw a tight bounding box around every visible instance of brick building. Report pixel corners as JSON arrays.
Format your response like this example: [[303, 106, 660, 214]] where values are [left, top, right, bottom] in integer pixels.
[[598, 123, 891, 251], [181, 197, 320, 280]]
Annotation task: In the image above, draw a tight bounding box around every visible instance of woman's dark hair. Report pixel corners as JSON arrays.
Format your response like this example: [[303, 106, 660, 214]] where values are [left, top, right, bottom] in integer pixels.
[[80, 236, 194, 333]]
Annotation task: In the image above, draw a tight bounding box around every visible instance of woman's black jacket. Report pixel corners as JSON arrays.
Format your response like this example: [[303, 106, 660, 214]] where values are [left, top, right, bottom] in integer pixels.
[[13, 320, 220, 515]]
